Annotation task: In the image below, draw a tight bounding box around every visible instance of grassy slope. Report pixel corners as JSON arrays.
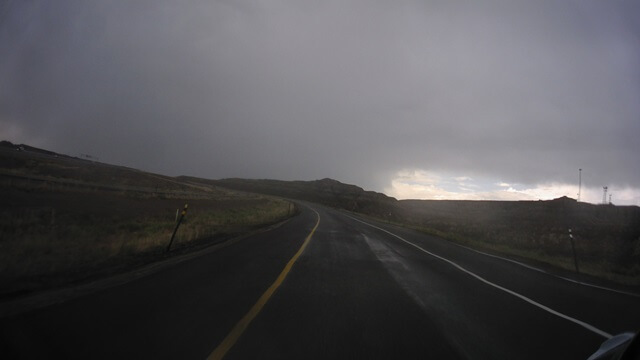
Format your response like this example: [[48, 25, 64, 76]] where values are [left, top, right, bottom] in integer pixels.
[[401, 198, 640, 285], [0, 142, 294, 297]]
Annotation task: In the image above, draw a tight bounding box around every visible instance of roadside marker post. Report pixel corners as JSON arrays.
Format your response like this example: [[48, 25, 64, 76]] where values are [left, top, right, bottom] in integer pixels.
[[167, 204, 188, 253], [568, 229, 580, 274]]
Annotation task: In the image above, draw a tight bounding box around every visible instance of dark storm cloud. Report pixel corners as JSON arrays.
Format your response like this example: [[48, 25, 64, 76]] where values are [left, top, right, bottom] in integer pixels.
[[1, 0, 639, 192]]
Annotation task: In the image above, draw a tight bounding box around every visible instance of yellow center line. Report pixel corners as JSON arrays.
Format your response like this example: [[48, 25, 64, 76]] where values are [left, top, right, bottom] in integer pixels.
[[207, 209, 320, 360]]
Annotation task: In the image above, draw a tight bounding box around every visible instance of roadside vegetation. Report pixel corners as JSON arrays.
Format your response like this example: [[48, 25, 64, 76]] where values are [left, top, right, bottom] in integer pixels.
[[0, 142, 295, 297], [400, 198, 640, 286], [212, 177, 640, 287], [3, 140, 638, 294]]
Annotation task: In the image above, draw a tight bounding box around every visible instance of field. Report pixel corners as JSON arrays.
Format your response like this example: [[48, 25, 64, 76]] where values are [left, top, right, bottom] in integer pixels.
[[400, 198, 640, 285], [0, 142, 295, 297]]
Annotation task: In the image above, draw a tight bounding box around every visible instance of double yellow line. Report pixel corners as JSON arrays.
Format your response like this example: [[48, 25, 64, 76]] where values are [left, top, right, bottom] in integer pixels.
[[207, 209, 320, 360]]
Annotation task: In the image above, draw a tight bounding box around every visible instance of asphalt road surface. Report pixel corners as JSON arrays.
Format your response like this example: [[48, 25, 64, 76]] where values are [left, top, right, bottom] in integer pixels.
[[1, 204, 639, 359]]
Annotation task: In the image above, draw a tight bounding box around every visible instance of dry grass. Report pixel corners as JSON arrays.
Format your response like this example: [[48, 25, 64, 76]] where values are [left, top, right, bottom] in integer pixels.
[[405, 219, 640, 286], [0, 146, 299, 296], [0, 185, 293, 297]]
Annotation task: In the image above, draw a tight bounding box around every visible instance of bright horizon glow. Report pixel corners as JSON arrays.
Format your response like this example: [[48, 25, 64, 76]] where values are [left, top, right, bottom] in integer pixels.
[[385, 170, 640, 206]]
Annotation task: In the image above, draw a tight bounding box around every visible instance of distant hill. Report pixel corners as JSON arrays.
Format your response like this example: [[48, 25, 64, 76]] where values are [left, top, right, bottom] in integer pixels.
[[0, 141, 294, 296], [178, 176, 404, 220], [0, 140, 207, 195], [0, 140, 63, 157]]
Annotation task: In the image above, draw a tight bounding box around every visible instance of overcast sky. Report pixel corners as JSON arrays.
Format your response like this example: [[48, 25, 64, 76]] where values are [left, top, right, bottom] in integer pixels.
[[2, 0, 639, 204]]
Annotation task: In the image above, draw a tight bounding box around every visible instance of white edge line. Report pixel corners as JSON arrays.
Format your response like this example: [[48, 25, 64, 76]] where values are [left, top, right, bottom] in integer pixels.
[[447, 239, 640, 299], [346, 214, 613, 340], [344, 212, 640, 298]]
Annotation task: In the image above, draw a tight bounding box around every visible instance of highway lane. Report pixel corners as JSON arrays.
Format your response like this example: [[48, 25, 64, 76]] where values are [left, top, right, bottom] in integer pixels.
[[221, 205, 639, 359], [1, 203, 638, 359], [222, 206, 462, 359]]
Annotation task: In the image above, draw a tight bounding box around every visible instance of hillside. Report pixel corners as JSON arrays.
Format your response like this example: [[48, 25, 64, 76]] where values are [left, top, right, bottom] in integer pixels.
[[400, 197, 640, 284], [179, 176, 405, 220], [0, 140, 204, 195], [0, 141, 294, 297]]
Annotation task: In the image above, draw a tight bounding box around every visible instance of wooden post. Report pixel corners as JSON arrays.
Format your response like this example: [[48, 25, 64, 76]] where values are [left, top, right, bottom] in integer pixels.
[[167, 204, 188, 252]]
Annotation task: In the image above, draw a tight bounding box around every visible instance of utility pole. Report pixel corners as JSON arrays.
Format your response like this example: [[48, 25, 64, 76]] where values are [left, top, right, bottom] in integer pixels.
[[577, 169, 582, 202], [602, 187, 608, 205]]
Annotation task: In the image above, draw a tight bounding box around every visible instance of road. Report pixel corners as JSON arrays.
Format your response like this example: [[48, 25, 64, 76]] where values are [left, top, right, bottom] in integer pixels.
[[1, 204, 639, 359]]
